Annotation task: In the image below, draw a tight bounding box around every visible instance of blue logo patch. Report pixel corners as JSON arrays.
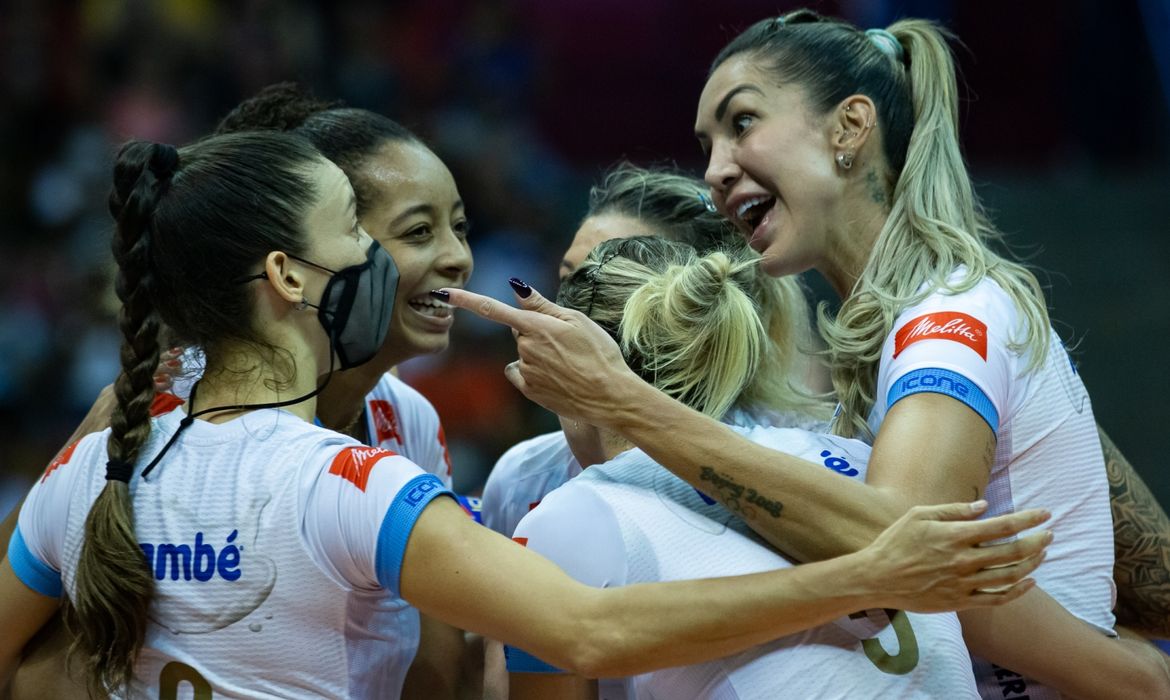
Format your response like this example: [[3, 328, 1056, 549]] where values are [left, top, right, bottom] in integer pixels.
[[820, 449, 859, 477]]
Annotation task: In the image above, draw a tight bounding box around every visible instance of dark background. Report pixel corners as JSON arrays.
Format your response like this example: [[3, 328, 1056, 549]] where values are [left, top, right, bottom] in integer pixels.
[[0, 0, 1167, 514]]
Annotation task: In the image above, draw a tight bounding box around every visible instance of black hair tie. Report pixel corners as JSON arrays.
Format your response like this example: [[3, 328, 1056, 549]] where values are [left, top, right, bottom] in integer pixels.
[[105, 459, 136, 483]]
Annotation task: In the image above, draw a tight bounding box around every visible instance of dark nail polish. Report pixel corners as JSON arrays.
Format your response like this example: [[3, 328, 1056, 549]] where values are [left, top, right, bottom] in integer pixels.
[[508, 277, 532, 298], [429, 289, 450, 302]]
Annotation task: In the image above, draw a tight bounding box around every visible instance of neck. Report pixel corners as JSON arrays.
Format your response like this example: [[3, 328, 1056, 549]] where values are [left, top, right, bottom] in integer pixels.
[[315, 361, 388, 432], [193, 346, 323, 423], [818, 183, 890, 300]]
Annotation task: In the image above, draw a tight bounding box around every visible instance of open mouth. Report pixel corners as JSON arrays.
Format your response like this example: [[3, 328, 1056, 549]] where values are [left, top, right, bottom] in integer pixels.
[[736, 196, 776, 232], [407, 294, 453, 319]]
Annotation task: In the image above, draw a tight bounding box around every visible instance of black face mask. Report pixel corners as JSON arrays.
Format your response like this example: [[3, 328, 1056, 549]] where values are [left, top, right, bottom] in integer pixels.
[[290, 240, 399, 370]]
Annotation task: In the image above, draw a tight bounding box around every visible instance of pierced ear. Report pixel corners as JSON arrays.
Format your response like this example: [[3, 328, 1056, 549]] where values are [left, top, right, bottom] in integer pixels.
[[264, 251, 305, 305], [833, 95, 879, 153]]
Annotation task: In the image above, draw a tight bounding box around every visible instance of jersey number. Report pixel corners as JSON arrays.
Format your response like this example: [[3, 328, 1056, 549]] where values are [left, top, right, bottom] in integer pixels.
[[861, 609, 919, 675], [159, 661, 213, 699]]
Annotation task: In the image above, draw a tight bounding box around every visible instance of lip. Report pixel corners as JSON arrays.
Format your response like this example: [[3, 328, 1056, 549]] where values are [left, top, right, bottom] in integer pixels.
[[403, 290, 457, 332], [747, 205, 774, 253], [724, 190, 775, 233]]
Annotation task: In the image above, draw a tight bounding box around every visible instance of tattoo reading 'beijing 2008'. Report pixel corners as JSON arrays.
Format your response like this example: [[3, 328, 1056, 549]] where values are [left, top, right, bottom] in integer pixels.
[[699, 466, 784, 519]]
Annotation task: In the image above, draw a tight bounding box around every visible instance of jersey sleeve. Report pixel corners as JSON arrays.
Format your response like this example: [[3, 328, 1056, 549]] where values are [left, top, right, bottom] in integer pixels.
[[874, 282, 1019, 434], [302, 443, 454, 597], [504, 485, 627, 674], [9, 433, 104, 597], [365, 375, 453, 489]]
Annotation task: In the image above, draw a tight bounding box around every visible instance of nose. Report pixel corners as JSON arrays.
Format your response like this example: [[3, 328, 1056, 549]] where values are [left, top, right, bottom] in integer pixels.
[[703, 140, 741, 195], [437, 227, 473, 282]]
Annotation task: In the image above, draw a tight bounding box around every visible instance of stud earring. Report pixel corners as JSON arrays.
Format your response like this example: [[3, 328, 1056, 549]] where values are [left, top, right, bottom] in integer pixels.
[[296, 298, 310, 311], [836, 151, 855, 169]]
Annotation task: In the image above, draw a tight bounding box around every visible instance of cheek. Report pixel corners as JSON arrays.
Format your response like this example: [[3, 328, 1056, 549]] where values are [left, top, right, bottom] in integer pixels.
[[384, 246, 432, 289]]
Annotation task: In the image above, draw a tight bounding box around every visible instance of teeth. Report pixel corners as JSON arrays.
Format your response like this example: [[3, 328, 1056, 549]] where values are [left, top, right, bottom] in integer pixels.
[[736, 196, 769, 220], [408, 297, 452, 309]]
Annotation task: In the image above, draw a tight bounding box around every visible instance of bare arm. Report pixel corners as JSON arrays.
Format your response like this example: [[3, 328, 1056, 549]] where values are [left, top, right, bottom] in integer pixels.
[[0, 562, 61, 689], [960, 590, 1170, 699], [1099, 426, 1170, 637], [400, 614, 468, 700], [509, 673, 596, 700], [398, 497, 1046, 678]]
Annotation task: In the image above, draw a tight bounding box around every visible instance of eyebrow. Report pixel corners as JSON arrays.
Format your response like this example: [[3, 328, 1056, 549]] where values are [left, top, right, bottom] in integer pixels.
[[696, 83, 766, 140], [389, 203, 434, 227]]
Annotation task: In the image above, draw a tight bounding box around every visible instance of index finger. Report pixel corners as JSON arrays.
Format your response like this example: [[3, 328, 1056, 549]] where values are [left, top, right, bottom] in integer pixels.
[[437, 288, 547, 334]]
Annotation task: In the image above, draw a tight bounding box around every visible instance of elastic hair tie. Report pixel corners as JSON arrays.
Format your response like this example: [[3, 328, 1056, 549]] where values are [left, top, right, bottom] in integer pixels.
[[865, 28, 905, 63], [105, 459, 135, 483]]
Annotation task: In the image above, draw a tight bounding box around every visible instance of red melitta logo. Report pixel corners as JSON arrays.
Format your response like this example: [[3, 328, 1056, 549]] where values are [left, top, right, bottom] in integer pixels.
[[42, 441, 80, 482], [150, 392, 186, 417], [328, 446, 396, 492], [369, 400, 403, 446], [894, 311, 988, 360]]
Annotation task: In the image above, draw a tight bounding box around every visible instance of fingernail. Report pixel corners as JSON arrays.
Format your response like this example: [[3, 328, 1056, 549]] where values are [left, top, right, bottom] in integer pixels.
[[429, 289, 450, 302], [153, 372, 166, 383], [1044, 531, 1054, 544], [165, 359, 181, 368], [970, 499, 988, 512], [508, 277, 532, 298]]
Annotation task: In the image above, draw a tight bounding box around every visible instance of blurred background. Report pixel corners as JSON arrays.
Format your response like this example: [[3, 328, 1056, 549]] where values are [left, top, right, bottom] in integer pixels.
[[0, 0, 1167, 514]]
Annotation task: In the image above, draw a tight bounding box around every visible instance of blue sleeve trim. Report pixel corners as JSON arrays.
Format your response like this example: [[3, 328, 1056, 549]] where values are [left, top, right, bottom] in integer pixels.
[[505, 645, 566, 674], [375, 474, 453, 596], [887, 367, 999, 433], [7, 525, 63, 598]]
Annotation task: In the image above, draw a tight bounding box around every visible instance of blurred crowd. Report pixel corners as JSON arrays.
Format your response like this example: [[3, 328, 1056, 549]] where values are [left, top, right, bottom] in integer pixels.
[[1, 0, 1167, 512]]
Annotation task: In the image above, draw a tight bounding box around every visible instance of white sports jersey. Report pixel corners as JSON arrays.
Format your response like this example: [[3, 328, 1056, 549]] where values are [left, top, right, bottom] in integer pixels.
[[867, 274, 1115, 700], [362, 373, 454, 490], [507, 426, 978, 699], [173, 349, 452, 488], [8, 407, 452, 699], [482, 409, 827, 537]]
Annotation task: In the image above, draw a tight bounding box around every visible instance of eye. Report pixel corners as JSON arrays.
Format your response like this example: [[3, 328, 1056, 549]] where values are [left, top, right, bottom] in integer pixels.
[[731, 113, 754, 137], [403, 223, 433, 240], [453, 218, 471, 239]]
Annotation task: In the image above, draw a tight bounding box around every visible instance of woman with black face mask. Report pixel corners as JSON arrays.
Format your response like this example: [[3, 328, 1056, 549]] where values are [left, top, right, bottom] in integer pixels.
[[0, 131, 1051, 698]]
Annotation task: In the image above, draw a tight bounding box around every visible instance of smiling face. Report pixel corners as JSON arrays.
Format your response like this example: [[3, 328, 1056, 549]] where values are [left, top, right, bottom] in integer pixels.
[[356, 141, 473, 363], [695, 54, 842, 279]]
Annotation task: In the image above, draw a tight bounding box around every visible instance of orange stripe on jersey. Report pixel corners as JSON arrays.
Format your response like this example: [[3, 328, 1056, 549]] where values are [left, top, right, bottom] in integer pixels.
[[42, 441, 80, 483], [150, 392, 186, 417], [327, 446, 398, 492], [512, 537, 528, 547], [893, 311, 988, 360]]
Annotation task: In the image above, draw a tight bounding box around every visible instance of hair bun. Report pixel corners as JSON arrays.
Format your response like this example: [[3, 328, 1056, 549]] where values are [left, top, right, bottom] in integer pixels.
[[214, 82, 340, 135]]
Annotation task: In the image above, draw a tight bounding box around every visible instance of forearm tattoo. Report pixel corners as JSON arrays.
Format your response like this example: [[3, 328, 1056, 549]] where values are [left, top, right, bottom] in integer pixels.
[[699, 466, 784, 519], [1101, 427, 1170, 636]]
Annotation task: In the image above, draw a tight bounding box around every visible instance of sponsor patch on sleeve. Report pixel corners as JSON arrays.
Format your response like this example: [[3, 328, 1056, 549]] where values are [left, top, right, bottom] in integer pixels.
[[328, 446, 398, 492], [894, 311, 988, 360]]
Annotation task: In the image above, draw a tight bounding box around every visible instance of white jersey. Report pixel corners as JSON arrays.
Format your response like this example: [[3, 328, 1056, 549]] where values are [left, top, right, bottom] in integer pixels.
[[362, 372, 454, 489], [482, 409, 827, 537], [173, 349, 452, 488], [8, 407, 452, 699], [867, 274, 1115, 700], [507, 426, 978, 699]]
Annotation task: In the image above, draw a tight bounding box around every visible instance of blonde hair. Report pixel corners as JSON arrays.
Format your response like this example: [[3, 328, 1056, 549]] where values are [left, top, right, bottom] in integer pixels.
[[583, 164, 828, 418], [559, 236, 777, 420], [714, 11, 1050, 438]]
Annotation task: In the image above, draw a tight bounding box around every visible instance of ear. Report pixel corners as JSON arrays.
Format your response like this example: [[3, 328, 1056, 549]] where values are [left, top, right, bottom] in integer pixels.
[[831, 94, 879, 157], [263, 251, 306, 305]]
